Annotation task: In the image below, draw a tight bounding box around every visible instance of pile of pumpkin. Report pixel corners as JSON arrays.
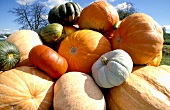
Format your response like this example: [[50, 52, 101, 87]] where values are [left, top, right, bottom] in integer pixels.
[[0, 1, 170, 110]]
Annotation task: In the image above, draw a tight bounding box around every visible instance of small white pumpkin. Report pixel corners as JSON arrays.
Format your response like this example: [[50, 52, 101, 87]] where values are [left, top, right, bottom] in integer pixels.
[[91, 49, 133, 88]]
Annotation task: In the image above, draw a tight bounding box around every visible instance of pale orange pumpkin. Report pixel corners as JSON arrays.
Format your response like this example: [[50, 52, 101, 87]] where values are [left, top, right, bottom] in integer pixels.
[[78, 1, 119, 40], [112, 13, 164, 65], [0, 66, 54, 110], [58, 29, 112, 74], [6, 30, 43, 67]]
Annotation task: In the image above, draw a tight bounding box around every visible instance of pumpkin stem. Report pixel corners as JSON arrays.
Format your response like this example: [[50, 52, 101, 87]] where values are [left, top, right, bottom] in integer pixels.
[[100, 56, 108, 65], [113, 21, 121, 30]]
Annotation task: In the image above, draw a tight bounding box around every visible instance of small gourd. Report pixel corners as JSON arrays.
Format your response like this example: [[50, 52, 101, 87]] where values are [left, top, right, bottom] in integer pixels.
[[92, 49, 133, 88]]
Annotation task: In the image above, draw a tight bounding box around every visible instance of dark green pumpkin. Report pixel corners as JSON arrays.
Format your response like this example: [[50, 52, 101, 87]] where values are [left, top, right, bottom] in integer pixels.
[[48, 2, 82, 25], [0, 41, 20, 71], [40, 23, 66, 47]]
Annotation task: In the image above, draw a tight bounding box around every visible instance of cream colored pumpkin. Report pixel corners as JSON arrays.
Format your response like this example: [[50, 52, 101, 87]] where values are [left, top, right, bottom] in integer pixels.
[[53, 72, 106, 110], [0, 66, 54, 110], [106, 66, 170, 110], [92, 49, 133, 88], [6, 30, 43, 67]]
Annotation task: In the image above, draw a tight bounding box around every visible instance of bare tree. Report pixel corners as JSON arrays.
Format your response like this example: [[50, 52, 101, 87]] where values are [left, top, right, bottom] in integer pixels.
[[9, 1, 48, 30]]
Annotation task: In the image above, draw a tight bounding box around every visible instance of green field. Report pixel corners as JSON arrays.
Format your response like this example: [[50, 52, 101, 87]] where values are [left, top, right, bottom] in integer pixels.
[[160, 45, 170, 65]]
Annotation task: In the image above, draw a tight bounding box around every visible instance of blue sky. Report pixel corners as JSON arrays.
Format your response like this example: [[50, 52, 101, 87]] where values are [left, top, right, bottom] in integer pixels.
[[0, 0, 170, 34]]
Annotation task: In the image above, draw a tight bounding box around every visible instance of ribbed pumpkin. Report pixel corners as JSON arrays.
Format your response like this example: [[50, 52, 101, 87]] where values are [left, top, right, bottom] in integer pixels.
[[106, 65, 170, 110], [78, 1, 119, 40], [0, 66, 54, 110], [29, 45, 68, 79], [48, 2, 82, 25], [40, 23, 66, 47], [6, 30, 43, 67], [0, 41, 20, 71], [58, 29, 112, 74], [111, 13, 164, 65], [92, 49, 133, 88], [53, 72, 106, 110], [147, 51, 162, 66]]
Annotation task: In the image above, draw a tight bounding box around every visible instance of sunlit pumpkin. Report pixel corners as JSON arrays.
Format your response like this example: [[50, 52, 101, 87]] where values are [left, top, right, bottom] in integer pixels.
[[29, 45, 68, 79], [58, 29, 112, 74], [78, 1, 119, 40], [111, 13, 164, 65]]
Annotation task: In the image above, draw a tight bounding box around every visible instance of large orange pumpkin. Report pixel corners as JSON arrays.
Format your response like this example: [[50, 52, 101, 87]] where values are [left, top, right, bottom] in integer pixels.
[[112, 13, 164, 65], [78, 1, 119, 40], [58, 29, 112, 74], [0, 66, 54, 110]]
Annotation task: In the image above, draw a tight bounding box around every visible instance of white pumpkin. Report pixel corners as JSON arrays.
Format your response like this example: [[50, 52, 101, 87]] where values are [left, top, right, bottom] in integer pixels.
[[92, 49, 133, 88]]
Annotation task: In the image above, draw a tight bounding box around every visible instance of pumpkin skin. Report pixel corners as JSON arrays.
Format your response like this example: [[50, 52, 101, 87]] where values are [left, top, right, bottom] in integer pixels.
[[111, 13, 164, 65], [92, 49, 133, 88], [147, 51, 162, 66], [53, 72, 106, 110], [40, 23, 66, 47], [0, 66, 54, 110], [106, 65, 170, 110], [78, 1, 119, 40], [0, 41, 20, 71], [6, 30, 43, 67], [48, 2, 82, 25], [29, 45, 68, 79], [58, 29, 112, 74], [63, 25, 77, 36]]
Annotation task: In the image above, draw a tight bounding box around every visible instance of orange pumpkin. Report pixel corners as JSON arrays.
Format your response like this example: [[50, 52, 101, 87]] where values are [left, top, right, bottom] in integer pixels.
[[0, 66, 54, 110], [58, 29, 112, 74], [112, 13, 164, 65], [29, 45, 68, 79], [78, 1, 119, 40], [147, 51, 162, 66]]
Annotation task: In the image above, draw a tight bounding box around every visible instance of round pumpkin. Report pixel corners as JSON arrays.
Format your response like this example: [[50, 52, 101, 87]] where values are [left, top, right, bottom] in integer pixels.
[[58, 29, 112, 74], [0, 41, 20, 71], [29, 45, 68, 79], [111, 13, 164, 65], [40, 23, 66, 47], [0, 66, 54, 110], [78, 1, 119, 40], [92, 49, 133, 88], [48, 2, 82, 25], [106, 65, 170, 110], [6, 30, 43, 67], [53, 72, 106, 110]]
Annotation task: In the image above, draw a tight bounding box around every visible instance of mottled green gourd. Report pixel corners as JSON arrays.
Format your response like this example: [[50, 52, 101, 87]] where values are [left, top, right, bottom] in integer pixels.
[[48, 2, 83, 25], [0, 41, 20, 71]]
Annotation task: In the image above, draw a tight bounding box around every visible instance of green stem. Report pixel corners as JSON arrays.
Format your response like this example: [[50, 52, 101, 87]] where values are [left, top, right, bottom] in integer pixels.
[[100, 56, 109, 65]]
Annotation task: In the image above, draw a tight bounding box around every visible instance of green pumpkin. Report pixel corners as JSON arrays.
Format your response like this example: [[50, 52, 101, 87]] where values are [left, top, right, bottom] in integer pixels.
[[91, 49, 133, 88], [0, 41, 20, 71], [40, 23, 66, 47], [48, 2, 83, 25]]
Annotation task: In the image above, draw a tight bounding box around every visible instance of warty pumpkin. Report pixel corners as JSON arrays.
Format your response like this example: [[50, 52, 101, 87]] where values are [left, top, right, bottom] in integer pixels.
[[106, 65, 170, 110], [29, 45, 68, 79], [58, 29, 112, 74], [6, 30, 43, 67], [111, 13, 164, 65], [78, 1, 119, 40], [53, 72, 106, 110], [48, 2, 82, 25], [0, 66, 54, 110], [92, 49, 133, 88]]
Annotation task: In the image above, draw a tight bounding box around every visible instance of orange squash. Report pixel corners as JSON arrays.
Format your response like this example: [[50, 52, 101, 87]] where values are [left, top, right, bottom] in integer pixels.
[[78, 1, 119, 40], [58, 29, 112, 74], [112, 13, 164, 65], [0, 66, 54, 110], [29, 45, 68, 79], [147, 51, 162, 66]]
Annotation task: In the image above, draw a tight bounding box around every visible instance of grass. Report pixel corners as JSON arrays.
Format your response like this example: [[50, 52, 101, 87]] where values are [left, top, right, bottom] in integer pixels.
[[160, 45, 170, 65]]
